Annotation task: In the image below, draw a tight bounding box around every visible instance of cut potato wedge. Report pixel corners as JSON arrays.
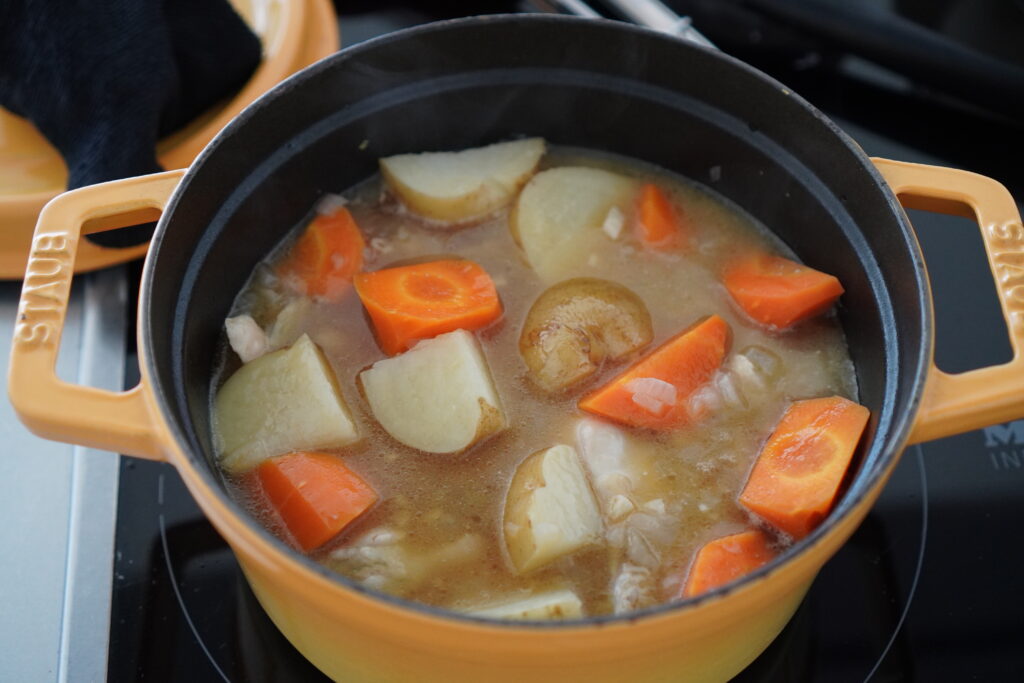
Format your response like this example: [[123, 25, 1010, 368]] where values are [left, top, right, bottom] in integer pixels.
[[380, 138, 546, 223], [512, 166, 637, 281], [504, 444, 603, 573], [468, 588, 584, 620], [215, 334, 360, 473], [359, 329, 506, 454]]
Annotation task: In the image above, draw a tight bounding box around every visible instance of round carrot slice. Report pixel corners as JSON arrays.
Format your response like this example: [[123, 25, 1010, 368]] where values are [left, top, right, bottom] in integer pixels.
[[354, 259, 502, 355]]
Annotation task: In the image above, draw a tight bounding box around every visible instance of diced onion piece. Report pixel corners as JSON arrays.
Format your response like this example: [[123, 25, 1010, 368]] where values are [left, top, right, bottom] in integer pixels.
[[624, 377, 677, 416], [267, 297, 312, 350], [316, 192, 349, 215], [607, 494, 636, 522], [716, 371, 745, 409], [630, 510, 676, 545], [688, 383, 722, 420], [741, 345, 782, 380], [626, 526, 659, 567], [602, 206, 625, 240], [643, 498, 666, 515], [729, 353, 764, 390]]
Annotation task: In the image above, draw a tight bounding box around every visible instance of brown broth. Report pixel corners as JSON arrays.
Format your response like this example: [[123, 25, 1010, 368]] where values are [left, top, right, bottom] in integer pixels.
[[213, 146, 857, 618]]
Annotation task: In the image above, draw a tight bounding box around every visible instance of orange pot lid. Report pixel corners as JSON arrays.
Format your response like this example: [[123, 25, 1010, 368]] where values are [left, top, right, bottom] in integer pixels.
[[0, 0, 339, 280]]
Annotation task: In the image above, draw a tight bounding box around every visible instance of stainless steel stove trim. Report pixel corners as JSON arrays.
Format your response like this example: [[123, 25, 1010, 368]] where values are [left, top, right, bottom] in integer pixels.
[[0, 267, 126, 682], [57, 267, 127, 682]]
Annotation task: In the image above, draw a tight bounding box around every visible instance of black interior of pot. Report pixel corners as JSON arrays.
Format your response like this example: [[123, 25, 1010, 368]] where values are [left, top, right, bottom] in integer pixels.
[[142, 15, 930, 615]]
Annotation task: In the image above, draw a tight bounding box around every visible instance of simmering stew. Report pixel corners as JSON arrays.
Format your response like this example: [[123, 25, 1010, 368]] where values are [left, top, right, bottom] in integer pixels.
[[211, 139, 866, 620]]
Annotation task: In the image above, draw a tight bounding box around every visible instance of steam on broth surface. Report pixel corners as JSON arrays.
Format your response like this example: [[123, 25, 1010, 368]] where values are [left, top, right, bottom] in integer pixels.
[[211, 140, 862, 619]]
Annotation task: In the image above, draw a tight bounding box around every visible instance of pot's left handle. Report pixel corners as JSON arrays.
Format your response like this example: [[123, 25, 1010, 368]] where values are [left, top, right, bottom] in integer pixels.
[[8, 170, 185, 460]]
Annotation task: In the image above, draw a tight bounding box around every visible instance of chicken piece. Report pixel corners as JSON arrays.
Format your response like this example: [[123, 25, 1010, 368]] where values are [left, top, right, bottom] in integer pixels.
[[224, 314, 270, 363], [688, 345, 784, 420], [575, 418, 666, 513], [611, 563, 655, 614], [330, 529, 483, 593], [468, 588, 584, 620]]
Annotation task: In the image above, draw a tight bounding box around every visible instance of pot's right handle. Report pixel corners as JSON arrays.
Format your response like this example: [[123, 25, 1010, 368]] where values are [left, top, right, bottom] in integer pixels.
[[8, 170, 185, 460], [872, 158, 1024, 443]]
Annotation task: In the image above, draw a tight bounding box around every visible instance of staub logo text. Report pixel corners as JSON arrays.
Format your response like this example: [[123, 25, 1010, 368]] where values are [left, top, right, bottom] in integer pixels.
[[985, 419, 1024, 471], [14, 232, 73, 349]]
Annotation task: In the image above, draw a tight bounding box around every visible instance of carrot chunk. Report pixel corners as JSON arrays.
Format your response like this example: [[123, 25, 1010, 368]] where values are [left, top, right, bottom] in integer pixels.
[[354, 259, 502, 355], [578, 315, 730, 430], [636, 183, 688, 250], [723, 252, 844, 329], [257, 451, 378, 552], [682, 529, 776, 598], [278, 206, 366, 301], [739, 396, 869, 539]]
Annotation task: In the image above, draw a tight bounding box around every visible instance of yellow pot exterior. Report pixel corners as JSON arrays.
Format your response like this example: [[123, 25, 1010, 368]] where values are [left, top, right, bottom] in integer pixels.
[[240, 559, 809, 682], [165, 410, 892, 683]]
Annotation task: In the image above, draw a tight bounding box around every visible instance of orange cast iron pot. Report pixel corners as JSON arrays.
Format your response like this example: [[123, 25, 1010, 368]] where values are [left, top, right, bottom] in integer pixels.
[[9, 15, 1024, 682]]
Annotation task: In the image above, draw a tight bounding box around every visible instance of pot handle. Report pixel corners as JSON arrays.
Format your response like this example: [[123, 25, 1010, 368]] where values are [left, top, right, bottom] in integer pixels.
[[7, 170, 185, 460], [872, 158, 1024, 443]]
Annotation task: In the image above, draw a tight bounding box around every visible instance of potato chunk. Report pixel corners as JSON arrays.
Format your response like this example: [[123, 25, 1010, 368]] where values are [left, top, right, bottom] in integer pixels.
[[380, 138, 546, 223], [214, 334, 359, 473], [468, 588, 584, 620], [359, 329, 505, 454], [512, 166, 637, 281], [504, 444, 603, 573], [520, 278, 652, 392]]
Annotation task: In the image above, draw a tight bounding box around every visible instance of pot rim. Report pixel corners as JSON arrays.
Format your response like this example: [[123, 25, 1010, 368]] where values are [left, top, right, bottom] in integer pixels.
[[139, 13, 933, 629]]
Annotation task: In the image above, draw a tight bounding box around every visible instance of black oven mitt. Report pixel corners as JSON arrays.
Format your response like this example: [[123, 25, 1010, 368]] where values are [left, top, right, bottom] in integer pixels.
[[0, 0, 261, 247]]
